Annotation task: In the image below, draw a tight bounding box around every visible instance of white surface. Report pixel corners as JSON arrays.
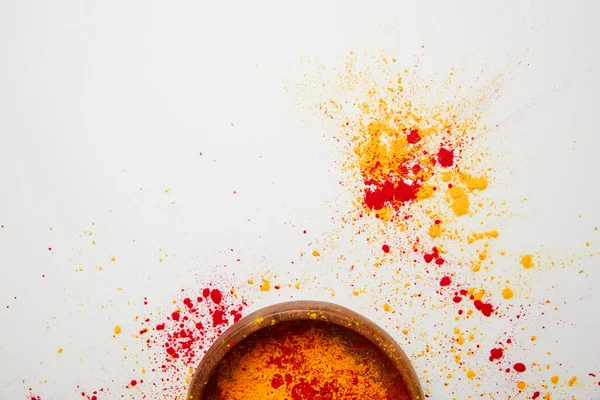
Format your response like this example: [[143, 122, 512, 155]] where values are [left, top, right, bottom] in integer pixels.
[[1, 1, 599, 399]]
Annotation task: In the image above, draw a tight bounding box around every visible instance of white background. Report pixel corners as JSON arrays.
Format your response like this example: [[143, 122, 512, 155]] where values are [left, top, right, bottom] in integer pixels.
[[1, 1, 599, 399]]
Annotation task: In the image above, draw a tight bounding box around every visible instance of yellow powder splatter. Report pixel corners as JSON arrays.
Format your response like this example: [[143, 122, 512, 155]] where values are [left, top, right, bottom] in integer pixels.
[[466, 369, 476, 379], [110, 256, 116, 262], [383, 303, 391, 312], [260, 278, 270, 292], [517, 381, 527, 390], [456, 335, 465, 345], [114, 325, 121, 335], [428, 223, 441, 238], [448, 186, 469, 216], [247, 279, 254, 285], [521, 254, 534, 269], [568, 376, 577, 387], [460, 173, 488, 191], [551, 375, 559, 384], [57, 348, 63, 354], [312, 250, 320, 257], [531, 335, 537, 341], [502, 287, 514, 299]]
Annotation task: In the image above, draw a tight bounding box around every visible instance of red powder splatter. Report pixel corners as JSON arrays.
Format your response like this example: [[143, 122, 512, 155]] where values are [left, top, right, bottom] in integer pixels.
[[423, 247, 444, 265], [139, 328, 148, 335], [137, 285, 248, 382], [532, 391, 540, 399], [130, 380, 137, 387], [474, 299, 494, 317], [489, 348, 504, 362], [406, 128, 421, 144], [271, 374, 285, 389], [514, 363, 526, 373], [210, 289, 222, 304], [439, 276, 451, 287], [363, 179, 420, 211], [437, 147, 454, 167], [382, 244, 390, 253]]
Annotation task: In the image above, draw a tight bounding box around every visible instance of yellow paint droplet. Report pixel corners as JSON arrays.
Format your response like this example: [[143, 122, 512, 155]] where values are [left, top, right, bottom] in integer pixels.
[[114, 325, 121, 335], [260, 278, 271, 292], [520, 254, 534, 269], [57, 348, 63, 354], [49, 227, 53, 231], [110, 256, 116, 262], [312, 250, 320, 257], [502, 287, 514, 299], [383, 303, 391, 312], [352, 290, 359, 296], [531, 335, 537, 341], [466, 369, 476, 379], [551, 375, 559, 384], [456, 335, 464, 345], [586, 242, 590, 247], [247, 279, 254, 285], [294, 282, 301, 289], [517, 381, 527, 390], [568, 376, 577, 387]]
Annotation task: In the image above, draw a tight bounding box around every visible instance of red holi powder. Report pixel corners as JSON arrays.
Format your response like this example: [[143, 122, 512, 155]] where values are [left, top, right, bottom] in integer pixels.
[[382, 244, 390, 253], [437, 147, 454, 167], [473, 299, 494, 317], [139, 328, 148, 335], [271, 374, 285, 389], [363, 179, 420, 211], [137, 285, 248, 383], [513, 363, 526, 373], [130, 380, 137, 387], [406, 128, 421, 144], [489, 348, 504, 362], [439, 276, 451, 287], [210, 289, 222, 304], [532, 392, 540, 399], [423, 247, 444, 265]]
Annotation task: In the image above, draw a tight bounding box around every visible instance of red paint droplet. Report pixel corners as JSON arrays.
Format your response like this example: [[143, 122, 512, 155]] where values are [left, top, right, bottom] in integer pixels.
[[210, 289, 222, 304], [212, 309, 227, 326], [130, 380, 137, 387], [514, 363, 526, 373], [171, 311, 180, 321], [532, 391, 540, 399], [155, 323, 165, 330], [382, 244, 390, 253], [440, 276, 451, 286], [48, 247, 52, 251], [452, 296, 462, 303], [473, 300, 494, 317], [424, 254, 433, 263], [437, 147, 454, 167], [489, 348, 504, 362], [139, 328, 148, 335], [202, 288, 210, 298], [183, 298, 193, 309]]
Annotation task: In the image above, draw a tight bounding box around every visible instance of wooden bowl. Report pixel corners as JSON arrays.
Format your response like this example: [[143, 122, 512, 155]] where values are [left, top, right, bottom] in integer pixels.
[[187, 300, 424, 400]]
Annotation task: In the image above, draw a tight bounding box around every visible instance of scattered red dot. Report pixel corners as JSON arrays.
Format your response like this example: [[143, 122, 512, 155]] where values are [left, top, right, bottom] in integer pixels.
[[439, 276, 452, 286], [489, 348, 504, 362], [514, 363, 526, 373], [48, 247, 52, 251], [210, 289, 222, 304], [382, 244, 390, 253], [437, 147, 454, 167], [532, 391, 540, 399], [130, 380, 137, 387]]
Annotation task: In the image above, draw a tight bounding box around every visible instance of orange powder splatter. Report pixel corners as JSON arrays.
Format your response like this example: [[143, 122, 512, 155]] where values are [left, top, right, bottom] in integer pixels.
[[521, 254, 534, 269]]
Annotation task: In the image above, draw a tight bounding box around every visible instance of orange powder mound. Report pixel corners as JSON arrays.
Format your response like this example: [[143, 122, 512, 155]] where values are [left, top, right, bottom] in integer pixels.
[[205, 320, 410, 400]]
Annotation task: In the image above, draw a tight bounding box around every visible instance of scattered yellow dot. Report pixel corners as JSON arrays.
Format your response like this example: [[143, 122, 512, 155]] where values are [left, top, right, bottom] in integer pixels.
[[383, 303, 391, 312], [114, 325, 122, 335], [312, 250, 320, 257], [260, 278, 270, 292], [352, 290, 359, 296], [49, 227, 53, 231], [517, 381, 527, 390], [551, 375, 559, 384], [466, 369, 476, 379], [502, 287, 514, 299], [247, 279, 254, 285], [57, 348, 63, 354], [520, 254, 534, 269], [110, 256, 116, 262], [531, 335, 537, 341], [586, 242, 590, 247], [568, 376, 577, 387]]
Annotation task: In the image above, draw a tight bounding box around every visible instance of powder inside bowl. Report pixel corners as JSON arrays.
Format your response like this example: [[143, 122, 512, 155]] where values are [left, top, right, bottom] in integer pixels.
[[203, 319, 410, 400]]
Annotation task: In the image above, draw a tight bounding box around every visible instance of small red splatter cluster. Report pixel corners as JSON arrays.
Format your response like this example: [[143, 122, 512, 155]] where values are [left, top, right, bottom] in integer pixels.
[[80, 387, 105, 400], [364, 179, 421, 211], [489, 347, 504, 362], [140, 287, 247, 373], [424, 247, 445, 265], [442, 286, 495, 317]]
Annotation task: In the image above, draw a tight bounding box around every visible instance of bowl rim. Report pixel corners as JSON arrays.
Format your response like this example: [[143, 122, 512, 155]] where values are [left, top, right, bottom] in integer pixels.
[[187, 300, 424, 400]]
